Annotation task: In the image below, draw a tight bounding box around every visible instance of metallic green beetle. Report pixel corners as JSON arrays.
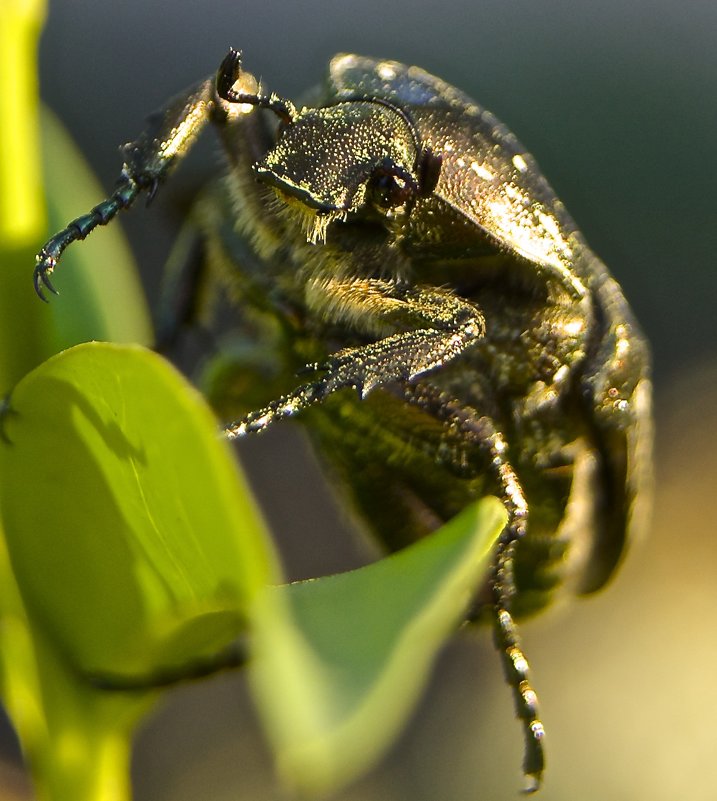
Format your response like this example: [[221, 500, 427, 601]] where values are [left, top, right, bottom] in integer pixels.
[[35, 50, 652, 790]]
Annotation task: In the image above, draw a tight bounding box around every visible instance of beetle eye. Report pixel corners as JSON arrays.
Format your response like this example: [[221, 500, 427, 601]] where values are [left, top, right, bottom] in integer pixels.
[[374, 174, 410, 208], [369, 160, 418, 210], [418, 148, 442, 197]]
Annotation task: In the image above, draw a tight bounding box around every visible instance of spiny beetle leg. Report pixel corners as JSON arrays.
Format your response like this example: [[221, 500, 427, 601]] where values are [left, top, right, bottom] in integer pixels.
[[400, 383, 545, 790]]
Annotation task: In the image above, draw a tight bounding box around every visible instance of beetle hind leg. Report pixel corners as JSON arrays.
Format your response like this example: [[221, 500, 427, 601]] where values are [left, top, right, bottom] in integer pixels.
[[492, 545, 545, 792], [457, 416, 544, 790], [402, 385, 545, 790]]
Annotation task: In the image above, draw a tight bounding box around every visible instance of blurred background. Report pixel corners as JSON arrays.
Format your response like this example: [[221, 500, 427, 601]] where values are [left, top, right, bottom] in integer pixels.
[[2, 0, 716, 798]]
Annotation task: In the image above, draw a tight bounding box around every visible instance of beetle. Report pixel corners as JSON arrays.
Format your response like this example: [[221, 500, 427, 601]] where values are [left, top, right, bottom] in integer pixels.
[[34, 49, 652, 791]]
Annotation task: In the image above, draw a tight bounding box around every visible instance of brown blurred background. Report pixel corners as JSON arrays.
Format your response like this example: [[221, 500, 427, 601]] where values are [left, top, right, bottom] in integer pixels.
[[3, 0, 716, 798]]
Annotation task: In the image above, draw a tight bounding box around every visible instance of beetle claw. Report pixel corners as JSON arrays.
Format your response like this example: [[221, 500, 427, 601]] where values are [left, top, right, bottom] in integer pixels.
[[33, 255, 59, 302], [0, 394, 17, 445], [522, 773, 541, 795], [145, 178, 160, 207], [216, 48, 243, 100]]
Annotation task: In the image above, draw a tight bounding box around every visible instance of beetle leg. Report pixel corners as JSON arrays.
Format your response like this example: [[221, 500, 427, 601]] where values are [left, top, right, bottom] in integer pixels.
[[225, 282, 485, 437], [34, 77, 218, 300], [225, 322, 481, 437], [400, 383, 544, 790], [155, 221, 207, 352], [457, 419, 544, 792]]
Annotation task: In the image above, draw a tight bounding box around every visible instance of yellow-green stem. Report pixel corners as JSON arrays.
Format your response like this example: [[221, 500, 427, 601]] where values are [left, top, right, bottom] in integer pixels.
[[0, 0, 54, 390], [0, 0, 47, 244], [31, 723, 133, 801]]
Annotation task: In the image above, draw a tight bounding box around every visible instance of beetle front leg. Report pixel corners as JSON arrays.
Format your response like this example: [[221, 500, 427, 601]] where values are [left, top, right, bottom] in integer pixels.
[[34, 77, 217, 299], [225, 281, 485, 437]]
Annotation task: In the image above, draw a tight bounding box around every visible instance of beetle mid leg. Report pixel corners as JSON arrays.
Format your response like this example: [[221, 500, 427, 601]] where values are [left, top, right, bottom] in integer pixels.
[[154, 221, 207, 352], [225, 280, 485, 437], [155, 180, 246, 353], [401, 383, 544, 791]]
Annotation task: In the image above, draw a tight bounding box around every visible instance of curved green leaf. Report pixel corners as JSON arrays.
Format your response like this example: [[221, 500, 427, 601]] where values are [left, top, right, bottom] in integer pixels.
[[0, 342, 277, 677], [0, 341, 279, 800], [250, 497, 506, 796]]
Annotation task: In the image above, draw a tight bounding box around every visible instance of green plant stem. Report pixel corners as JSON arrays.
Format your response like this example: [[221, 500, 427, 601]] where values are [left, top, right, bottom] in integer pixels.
[[0, 532, 140, 801], [0, 0, 53, 391], [0, 0, 46, 244]]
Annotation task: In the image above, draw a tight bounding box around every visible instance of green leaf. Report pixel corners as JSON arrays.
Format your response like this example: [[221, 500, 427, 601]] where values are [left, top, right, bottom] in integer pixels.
[[0, 342, 279, 800], [250, 496, 506, 796], [0, 342, 277, 678]]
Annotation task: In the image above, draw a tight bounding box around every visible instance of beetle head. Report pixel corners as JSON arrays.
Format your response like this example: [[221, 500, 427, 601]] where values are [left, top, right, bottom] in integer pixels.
[[259, 101, 430, 242], [217, 50, 441, 244]]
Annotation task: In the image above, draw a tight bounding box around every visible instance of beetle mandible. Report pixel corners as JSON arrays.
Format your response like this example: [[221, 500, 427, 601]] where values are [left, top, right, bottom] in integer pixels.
[[34, 49, 652, 791]]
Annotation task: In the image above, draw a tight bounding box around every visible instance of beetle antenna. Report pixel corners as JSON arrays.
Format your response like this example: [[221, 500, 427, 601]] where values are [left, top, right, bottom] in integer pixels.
[[216, 48, 297, 124]]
